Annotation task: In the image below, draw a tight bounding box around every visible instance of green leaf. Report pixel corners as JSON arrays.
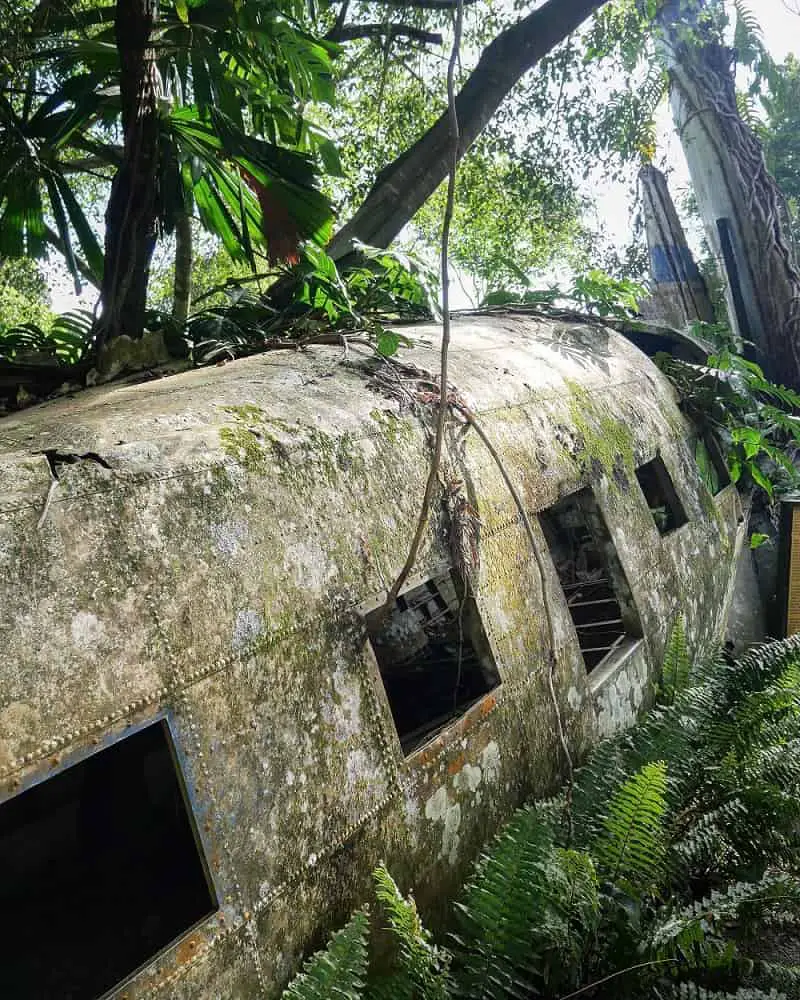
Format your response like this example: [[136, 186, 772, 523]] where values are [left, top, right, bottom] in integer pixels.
[[749, 463, 774, 499], [377, 330, 401, 357], [750, 532, 769, 549], [175, 0, 189, 23]]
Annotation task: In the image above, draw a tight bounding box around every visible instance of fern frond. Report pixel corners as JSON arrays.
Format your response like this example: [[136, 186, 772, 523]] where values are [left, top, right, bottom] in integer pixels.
[[451, 805, 597, 999], [723, 636, 800, 710], [654, 983, 787, 999], [282, 909, 370, 1000], [649, 871, 800, 966], [671, 797, 746, 875], [661, 615, 690, 704], [732, 0, 764, 43], [594, 761, 668, 897], [368, 866, 452, 1000]]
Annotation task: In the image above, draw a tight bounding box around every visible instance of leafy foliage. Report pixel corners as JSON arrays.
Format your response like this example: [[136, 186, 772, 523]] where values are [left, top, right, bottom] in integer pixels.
[[0, 257, 53, 331], [282, 909, 370, 1000], [661, 615, 690, 705], [481, 267, 647, 319], [184, 242, 434, 364], [594, 760, 668, 898], [451, 807, 599, 999], [0, 0, 337, 319], [657, 345, 800, 499], [368, 866, 452, 1000], [0, 309, 93, 364], [277, 634, 800, 1000]]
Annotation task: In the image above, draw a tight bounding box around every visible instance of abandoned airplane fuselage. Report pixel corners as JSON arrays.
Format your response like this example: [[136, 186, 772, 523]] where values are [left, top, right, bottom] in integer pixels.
[[0, 315, 742, 999]]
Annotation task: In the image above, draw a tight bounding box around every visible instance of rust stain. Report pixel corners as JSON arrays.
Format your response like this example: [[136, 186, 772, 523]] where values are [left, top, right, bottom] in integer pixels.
[[447, 753, 466, 776], [175, 933, 202, 966], [480, 693, 497, 715]]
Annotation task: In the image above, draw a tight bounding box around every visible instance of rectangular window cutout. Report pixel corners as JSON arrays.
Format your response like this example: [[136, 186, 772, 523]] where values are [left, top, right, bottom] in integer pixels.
[[0, 720, 217, 1000], [694, 433, 730, 496], [635, 455, 688, 534], [540, 489, 642, 673], [365, 570, 500, 755]]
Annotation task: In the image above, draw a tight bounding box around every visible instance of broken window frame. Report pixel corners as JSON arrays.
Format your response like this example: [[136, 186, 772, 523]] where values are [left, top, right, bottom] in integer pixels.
[[635, 454, 689, 535], [0, 714, 218, 1000], [361, 568, 501, 757], [539, 488, 643, 675]]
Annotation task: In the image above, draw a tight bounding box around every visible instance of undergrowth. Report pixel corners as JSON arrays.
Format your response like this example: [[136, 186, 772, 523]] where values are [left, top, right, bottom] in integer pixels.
[[281, 626, 800, 999]]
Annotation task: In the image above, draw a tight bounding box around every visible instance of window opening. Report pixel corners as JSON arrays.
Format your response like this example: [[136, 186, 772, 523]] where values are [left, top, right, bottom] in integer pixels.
[[539, 489, 642, 673], [364, 570, 500, 755], [635, 455, 688, 534], [694, 433, 730, 496], [0, 720, 216, 1000]]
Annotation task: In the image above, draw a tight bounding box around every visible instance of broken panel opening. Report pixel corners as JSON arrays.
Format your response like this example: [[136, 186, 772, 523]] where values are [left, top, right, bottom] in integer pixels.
[[694, 432, 730, 496], [539, 489, 642, 673], [0, 719, 217, 1000], [365, 570, 500, 755], [636, 455, 688, 535]]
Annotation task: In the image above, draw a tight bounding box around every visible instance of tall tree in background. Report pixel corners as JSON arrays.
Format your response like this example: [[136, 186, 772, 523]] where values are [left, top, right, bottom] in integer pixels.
[[96, 0, 161, 346], [762, 54, 800, 251], [0, 0, 336, 345], [659, 0, 800, 386]]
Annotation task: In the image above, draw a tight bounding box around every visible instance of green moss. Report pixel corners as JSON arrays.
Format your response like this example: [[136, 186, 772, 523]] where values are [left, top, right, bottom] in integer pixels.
[[369, 408, 413, 446], [564, 379, 636, 484], [219, 425, 271, 475], [222, 403, 267, 424]]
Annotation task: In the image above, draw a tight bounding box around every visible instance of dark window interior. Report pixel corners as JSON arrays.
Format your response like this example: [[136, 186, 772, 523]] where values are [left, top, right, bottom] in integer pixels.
[[365, 570, 500, 755], [540, 489, 641, 672], [694, 434, 730, 496], [635, 455, 688, 534], [0, 720, 216, 1000]]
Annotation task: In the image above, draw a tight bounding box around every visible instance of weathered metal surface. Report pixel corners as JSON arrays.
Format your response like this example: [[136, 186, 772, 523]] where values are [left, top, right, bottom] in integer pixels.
[[0, 314, 742, 998]]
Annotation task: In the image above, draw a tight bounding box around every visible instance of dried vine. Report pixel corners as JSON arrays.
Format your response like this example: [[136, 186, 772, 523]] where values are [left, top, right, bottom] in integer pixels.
[[382, 0, 464, 611]]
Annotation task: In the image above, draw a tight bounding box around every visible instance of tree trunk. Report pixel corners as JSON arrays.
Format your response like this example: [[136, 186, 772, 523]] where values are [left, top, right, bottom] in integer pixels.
[[172, 212, 192, 326], [660, 2, 800, 387], [96, 0, 161, 347], [326, 0, 608, 262]]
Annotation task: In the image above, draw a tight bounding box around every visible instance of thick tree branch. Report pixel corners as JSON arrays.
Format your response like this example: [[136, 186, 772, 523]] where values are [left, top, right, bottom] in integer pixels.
[[327, 0, 609, 261], [369, 0, 478, 9], [327, 22, 443, 44]]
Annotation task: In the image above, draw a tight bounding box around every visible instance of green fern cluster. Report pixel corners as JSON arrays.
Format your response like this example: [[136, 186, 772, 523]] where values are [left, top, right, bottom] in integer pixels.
[[279, 630, 800, 1000]]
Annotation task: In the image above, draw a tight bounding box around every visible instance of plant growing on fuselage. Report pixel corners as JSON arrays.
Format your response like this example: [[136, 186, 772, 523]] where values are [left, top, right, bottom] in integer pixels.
[[185, 242, 437, 363], [657, 347, 800, 501], [480, 267, 647, 320]]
